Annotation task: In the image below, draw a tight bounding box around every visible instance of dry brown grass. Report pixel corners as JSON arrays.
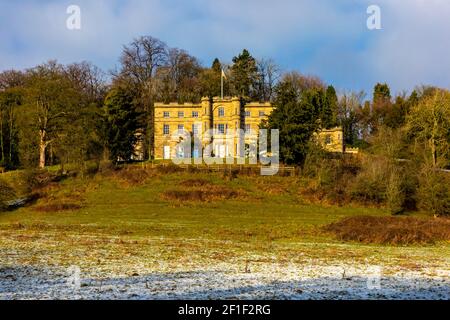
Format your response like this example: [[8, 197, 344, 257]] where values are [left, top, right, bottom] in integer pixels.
[[323, 215, 450, 245], [110, 167, 154, 187], [179, 179, 211, 187], [162, 184, 240, 202]]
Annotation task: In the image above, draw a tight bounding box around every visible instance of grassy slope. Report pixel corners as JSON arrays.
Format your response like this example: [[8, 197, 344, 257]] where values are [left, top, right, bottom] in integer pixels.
[[0, 170, 448, 273]]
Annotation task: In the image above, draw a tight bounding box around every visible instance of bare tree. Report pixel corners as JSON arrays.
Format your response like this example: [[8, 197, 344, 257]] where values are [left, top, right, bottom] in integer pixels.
[[279, 71, 325, 97], [115, 36, 169, 159], [0, 70, 25, 91], [256, 58, 280, 101], [161, 48, 202, 102], [337, 90, 366, 146], [65, 61, 107, 104]]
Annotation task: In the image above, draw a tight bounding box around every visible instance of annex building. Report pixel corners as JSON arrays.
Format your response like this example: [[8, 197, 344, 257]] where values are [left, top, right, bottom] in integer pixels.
[[153, 97, 344, 160]]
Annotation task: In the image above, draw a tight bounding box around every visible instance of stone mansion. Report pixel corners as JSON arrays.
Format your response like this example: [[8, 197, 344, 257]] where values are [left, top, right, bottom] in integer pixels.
[[153, 97, 344, 160]]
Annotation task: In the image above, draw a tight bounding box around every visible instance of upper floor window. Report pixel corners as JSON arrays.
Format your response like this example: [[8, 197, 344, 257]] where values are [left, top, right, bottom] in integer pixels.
[[218, 124, 225, 134], [192, 111, 199, 118], [178, 124, 185, 134], [325, 135, 332, 145], [163, 124, 170, 135], [259, 111, 265, 117], [218, 107, 225, 117], [245, 111, 251, 117], [163, 111, 170, 118], [178, 111, 184, 118], [245, 124, 251, 133]]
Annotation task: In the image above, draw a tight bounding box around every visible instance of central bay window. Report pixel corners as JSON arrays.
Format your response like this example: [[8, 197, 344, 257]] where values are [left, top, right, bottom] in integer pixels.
[[192, 123, 200, 136]]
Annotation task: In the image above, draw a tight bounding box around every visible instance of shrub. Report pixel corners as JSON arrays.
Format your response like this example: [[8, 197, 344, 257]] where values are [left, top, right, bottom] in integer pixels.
[[349, 156, 389, 204], [301, 151, 361, 205], [19, 169, 57, 193], [417, 165, 450, 216], [222, 168, 239, 181], [323, 215, 450, 245], [156, 163, 183, 174], [0, 178, 16, 211], [112, 167, 152, 186], [385, 164, 418, 214], [162, 188, 239, 202]]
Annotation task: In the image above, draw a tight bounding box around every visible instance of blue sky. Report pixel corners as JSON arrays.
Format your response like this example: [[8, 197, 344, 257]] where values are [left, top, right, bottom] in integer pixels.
[[1, 0, 449, 95]]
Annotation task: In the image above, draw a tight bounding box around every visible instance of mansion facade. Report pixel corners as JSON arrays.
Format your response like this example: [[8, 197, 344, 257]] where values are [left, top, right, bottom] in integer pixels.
[[153, 97, 344, 161]]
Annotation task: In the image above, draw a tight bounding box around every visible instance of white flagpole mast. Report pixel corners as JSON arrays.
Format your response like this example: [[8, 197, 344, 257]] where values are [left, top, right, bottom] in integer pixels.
[[221, 69, 224, 100]]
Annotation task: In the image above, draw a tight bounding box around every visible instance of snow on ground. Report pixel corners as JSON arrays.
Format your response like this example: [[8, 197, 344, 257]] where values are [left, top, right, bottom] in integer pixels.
[[1, 262, 449, 300]]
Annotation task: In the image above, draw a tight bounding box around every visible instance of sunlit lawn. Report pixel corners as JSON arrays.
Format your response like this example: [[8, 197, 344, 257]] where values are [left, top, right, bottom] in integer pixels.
[[0, 170, 448, 270]]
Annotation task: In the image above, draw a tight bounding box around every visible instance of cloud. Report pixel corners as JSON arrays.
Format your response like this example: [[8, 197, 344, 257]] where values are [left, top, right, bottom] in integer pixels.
[[0, 0, 449, 93]]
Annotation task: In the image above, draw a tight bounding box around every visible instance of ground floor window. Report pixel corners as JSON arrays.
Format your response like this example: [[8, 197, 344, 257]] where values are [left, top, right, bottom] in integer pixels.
[[163, 146, 170, 159]]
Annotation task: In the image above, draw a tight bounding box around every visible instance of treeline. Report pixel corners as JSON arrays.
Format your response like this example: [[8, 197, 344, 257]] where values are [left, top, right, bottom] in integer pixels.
[[295, 86, 450, 216], [0, 35, 449, 216], [0, 36, 283, 168]]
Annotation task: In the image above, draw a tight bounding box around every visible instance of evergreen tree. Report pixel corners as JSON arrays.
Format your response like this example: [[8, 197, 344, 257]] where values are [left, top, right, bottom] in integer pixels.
[[104, 86, 141, 163], [199, 58, 223, 98], [230, 49, 258, 97], [322, 85, 338, 128], [373, 83, 391, 104], [263, 81, 321, 165]]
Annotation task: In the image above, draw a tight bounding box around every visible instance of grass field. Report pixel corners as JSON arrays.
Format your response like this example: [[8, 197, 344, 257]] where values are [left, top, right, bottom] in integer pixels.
[[0, 168, 449, 299]]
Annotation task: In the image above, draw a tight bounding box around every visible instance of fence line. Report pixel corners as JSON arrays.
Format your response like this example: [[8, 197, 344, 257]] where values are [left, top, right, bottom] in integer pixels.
[[133, 162, 298, 176]]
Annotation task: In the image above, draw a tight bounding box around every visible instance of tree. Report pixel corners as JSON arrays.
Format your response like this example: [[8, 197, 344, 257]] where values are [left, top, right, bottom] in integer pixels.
[[104, 86, 141, 163], [0, 88, 22, 167], [0, 70, 25, 168], [338, 91, 365, 147], [199, 59, 223, 98], [156, 48, 202, 103], [255, 58, 280, 101], [406, 89, 450, 167], [279, 71, 325, 95], [370, 83, 392, 133], [263, 80, 322, 165], [373, 83, 391, 104], [0, 70, 25, 90], [230, 49, 258, 98], [322, 85, 338, 128], [116, 36, 169, 159], [54, 62, 107, 172], [23, 62, 79, 169]]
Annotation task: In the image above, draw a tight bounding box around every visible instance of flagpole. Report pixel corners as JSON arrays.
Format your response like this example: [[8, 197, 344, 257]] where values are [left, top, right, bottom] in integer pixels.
[[221, 69, 224, 100]]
